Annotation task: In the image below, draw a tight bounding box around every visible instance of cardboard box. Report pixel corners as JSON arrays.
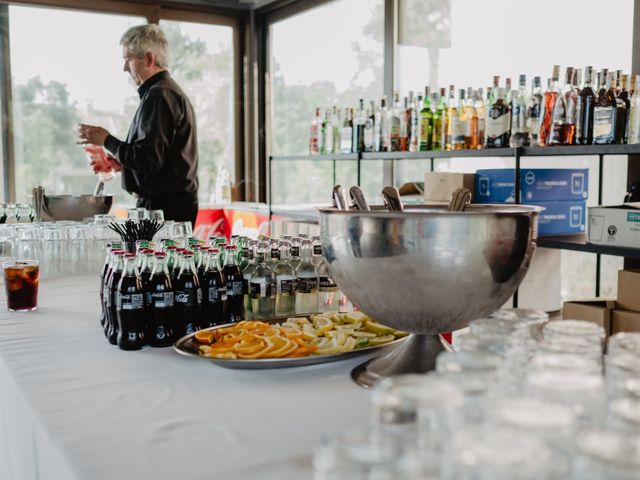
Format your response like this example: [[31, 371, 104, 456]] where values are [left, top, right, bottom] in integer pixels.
[[424, 172, 475, 202], [612, 309, 640, 333], [562, 299, 616, 337], [536, 201, 587, 236], [475, 168, 589, 203], [588, 203, 640, 249], [617, 270, 640, 312]]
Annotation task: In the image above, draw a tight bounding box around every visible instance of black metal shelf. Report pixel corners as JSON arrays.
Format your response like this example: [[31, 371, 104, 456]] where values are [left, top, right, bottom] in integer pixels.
[[270, 153, 358, 161], [538, 235, 640, 259]]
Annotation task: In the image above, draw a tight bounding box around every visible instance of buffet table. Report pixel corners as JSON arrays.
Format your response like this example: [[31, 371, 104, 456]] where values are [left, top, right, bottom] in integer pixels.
[[0, 275, 371, 479]]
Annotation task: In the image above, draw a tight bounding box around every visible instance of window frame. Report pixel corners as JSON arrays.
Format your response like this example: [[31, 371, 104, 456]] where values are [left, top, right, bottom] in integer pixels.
[[0, 0, 245, 202]]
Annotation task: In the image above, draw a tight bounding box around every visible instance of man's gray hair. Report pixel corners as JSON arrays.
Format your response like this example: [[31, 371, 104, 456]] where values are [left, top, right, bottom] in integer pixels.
[[120, 24, 169, 69]]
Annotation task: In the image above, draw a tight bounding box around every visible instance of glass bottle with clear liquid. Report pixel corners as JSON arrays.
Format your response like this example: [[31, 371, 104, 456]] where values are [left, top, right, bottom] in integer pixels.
[[240, 242, 256, 321], [295, 240, 319, 315], [317, 247, 339, 313], [289, 236, 302, 271], [250, 242, 275, 319], [275, 242, 296, 316], [311, 235, 323, 268]]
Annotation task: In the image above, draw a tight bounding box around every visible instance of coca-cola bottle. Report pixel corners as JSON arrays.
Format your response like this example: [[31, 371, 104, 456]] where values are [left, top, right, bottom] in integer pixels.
[[173, 251, 201, 337], [146, 252, 175, 347], [116, 253, 145, 350], [139, 249, 154, 305], [197, 247, 209, 284], [222, 245, 244, 323], [200, 247, 226, 328], [99, 243, 121, 329], [105, 251, 126, 344]]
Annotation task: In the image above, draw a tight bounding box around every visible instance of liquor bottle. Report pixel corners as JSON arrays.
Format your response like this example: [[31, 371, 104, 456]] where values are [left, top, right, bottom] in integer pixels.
[[505, 77, 513, 104], [222, 244, 244, 322], [474, 88, 486, 149], [331, 106, 341, 154], [627, 75, 640, 144], [116, 253, 146, 350], [309, 107, 321, 155], [538, 65, 561, 146], [615, 77, 628, 144], [490, 75, 500, 103], [574, 68, 583, 96], [174, 251, 201, 337], [615, 70, 623, 96], [576, 66, 597, 145], [353, 99, 366, 153], [597, 69, 609, 99], [374, 99, 384, 151], [631, 75, 637, 97], [526, 77, 542, 145], [289, 236, 302, 271], [319, 109, 328, 154], [451, 89, 466, 150], [250, 242, 275, 319], [510, 74, 531, 147], [322, 109, 332, 154], [390, 93, 402, 151], [275, 241, 296, 316], [409, 94, 420, 152], [400, 96, 410, 151], [419, 87, 433, 151], [485, 87, 511, 148], [200, 248, 225, 329], [294, 240, 318, 315], [443, 86, 454, 149], [364, 101, 375, 152], [593, 73, 618, 145], [619, 74, 631, 143], [106, 251, 126, 345], [240, 242, 256, 320], [147, 252, 175, 346], [311, 235, 323, 268], [317, 245, 339, 313], [432, 89, 446, 150], [340, 108, 353, 154], [379, 98, 390, 152], [548, 67, 577, 145]]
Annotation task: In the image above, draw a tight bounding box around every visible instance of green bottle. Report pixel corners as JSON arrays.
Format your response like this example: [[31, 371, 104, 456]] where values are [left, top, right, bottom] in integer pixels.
[[419, 87, 433, 151]]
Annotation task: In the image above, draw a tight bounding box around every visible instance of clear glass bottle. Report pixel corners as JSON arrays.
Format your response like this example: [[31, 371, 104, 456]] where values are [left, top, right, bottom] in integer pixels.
[[627, 75, 640, 144], [352, 99, 366, 153], [594, 73, 618, 145], [409, 92, 419, 152], [473, 88, 485, 149], [445, 85, 457, 150], [322, 108, 332, 155], [510, 74, 531, 147], [309, 107, 321, 155], [240, 241, 256, 321], [548, 67, 577, 145], [275, 242, 296, 317], [576, 66, 596, 145], [340, 108, 353, 154], [539, 65, 560, 146], [485, 87, 511, 148], [317, 246, 339, 313], [268, 238, 281, 272], [294, 240, 319, 315], [250, 242, 275, 319], [390, 92, 402, 151], [364, 101, 375, 152], [400, 95, 410, 151], [452, 89, 467, 150], [419, 87, 432, 151], [311, 235, 323, 268], [374, 98, 384, 152], [289, 236, 302, 271], [379, 98, 390, 152], [331, 106, 341, 154]]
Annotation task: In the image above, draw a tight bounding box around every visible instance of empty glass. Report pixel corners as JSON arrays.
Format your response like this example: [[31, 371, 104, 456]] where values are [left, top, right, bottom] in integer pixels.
[[148, 210, 165, 222], [42, 226, 65, 276], [529, 352, 602, 374], [605, 353, 640, 400], [608, 332, 640, 358], [127, 208, 147, 221], [575, 429, 640, 480], [542, 319, 606, 350], [69, 225, 92, 274]]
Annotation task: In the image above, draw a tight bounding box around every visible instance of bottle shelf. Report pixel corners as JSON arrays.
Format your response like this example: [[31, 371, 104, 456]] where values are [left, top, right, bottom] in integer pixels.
[[537, 235, 640, 258], [270, 144, 640, 162]]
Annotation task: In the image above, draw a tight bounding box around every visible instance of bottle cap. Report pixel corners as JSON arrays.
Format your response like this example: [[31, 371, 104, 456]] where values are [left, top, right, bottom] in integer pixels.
[[154, 252, 167, 258]]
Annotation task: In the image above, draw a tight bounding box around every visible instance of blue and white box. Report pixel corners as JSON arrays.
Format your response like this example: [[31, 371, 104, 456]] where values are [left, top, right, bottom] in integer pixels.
[[536, 201, 587, 236], [475, 168, 589, 203]]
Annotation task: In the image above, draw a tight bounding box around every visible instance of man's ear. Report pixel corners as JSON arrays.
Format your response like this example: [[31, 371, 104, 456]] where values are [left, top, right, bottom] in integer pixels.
[[145, 51, 156, 67]]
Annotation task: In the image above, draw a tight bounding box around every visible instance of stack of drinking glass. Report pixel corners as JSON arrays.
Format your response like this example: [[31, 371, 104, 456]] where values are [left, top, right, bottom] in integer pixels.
[[314, 310, 640, 480], [0, 208, 191, 278]]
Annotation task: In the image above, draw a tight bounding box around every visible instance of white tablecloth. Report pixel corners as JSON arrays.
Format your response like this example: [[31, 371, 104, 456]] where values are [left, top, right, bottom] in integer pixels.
[[0, 275, 373, 479]]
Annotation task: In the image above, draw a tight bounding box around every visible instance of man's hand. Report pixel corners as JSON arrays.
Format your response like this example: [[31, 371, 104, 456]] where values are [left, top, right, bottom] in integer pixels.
[[78, 124, 109, 146], [84, 145, 122, 173]]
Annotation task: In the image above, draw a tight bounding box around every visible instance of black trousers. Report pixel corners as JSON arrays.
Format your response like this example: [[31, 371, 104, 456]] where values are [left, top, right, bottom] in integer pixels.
[[136, 192, 198, 226]]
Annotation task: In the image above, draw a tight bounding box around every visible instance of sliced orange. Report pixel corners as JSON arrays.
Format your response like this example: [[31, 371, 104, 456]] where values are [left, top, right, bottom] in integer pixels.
[[194, 330, 216, 344]]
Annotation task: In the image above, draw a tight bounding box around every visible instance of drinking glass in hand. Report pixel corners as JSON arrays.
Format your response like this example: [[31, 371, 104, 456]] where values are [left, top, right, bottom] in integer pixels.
[[3, 260, 39, 311]]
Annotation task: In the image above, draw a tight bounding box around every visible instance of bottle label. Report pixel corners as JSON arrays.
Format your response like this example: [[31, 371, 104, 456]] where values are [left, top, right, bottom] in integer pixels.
[[242, 278, 249, 295], [207, 286, 220, 303], [279, 278, 295, 296], [152, 291, 174, 309], [485, 109, 510, 138], [319, 276, 338, 292], [527, 101, 541, 134], [340, 127, 352, 153], [197, 288, 203, 305], [271, 248, 280, 260], [218, 286, 228, 302], [628, 105, 640, 143], [593, 106, 615, 139], [452, 117, 466, 143], [290, 246, 300, 258], [313, 245, 322, 256], [296, 277, 318, 294], [117, 293, 144, 310], [250, 281, 274, 299], [175, 290, 195, 306], [155, 326, 168, 340], [227, 280, 243, 297]]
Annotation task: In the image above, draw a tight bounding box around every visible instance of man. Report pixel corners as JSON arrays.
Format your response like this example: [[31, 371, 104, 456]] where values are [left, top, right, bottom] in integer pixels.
[[78, 24, 199, 225]]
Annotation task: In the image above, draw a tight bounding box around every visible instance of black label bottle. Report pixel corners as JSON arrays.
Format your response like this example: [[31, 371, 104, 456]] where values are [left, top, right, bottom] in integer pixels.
[[146, 252, 175, 347], [174, 251, 201, 337], [200, 247, 226, 328], [223, 245, 244, 323], [485, 87, 511, 148], [105, 251, 125, 345], [594, 73, 617, 145], [99, 243, 121, 330], [576, 66, 596, 145], [116, 253, 146, 350]]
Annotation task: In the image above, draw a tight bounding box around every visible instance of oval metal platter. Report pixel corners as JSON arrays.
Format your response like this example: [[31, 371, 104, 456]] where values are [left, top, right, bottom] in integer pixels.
[[173, 316, 407, 370]]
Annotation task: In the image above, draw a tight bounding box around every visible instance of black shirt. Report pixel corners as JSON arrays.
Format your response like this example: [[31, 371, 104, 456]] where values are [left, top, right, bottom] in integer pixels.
[[104, 71, 198, 200]]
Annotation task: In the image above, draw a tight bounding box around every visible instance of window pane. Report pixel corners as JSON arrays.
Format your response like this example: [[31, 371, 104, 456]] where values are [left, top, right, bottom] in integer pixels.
[[270, 0, 384, 204], [9, 6, 144, 202], [159, 20, 235, 204]]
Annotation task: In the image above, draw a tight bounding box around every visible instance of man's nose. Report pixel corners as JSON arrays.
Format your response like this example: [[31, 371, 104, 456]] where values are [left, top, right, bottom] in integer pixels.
[[123, 61, 128, 72]]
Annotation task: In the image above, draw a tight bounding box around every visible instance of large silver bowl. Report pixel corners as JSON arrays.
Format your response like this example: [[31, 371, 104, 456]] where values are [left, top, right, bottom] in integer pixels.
[[40, 194, 113, 221], [319, 204, 541, 387]]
